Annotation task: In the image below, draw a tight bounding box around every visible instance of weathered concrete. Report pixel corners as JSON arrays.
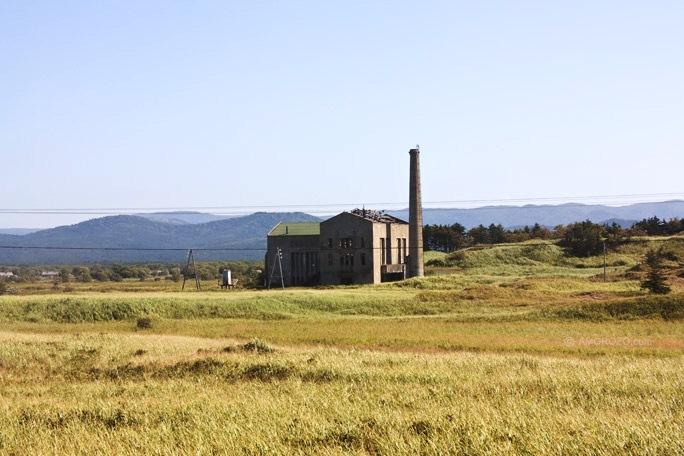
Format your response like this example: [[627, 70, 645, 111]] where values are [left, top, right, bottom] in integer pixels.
[[319, 211, 408, 285], [265, 223, 320, 287], [408, 147, 424, 277]]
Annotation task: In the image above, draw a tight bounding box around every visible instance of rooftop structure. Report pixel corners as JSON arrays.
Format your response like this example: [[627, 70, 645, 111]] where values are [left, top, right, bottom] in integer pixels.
[[268, 222, 321, 237]]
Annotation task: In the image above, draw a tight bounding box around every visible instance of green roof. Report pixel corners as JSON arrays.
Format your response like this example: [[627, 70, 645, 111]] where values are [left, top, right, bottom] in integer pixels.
[[268, 222, 320, 237]]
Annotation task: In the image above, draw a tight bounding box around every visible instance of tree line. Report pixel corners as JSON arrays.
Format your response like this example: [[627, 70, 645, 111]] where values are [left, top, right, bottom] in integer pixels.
[[424, 217, 684, 257], [0, 261, 263, 286]]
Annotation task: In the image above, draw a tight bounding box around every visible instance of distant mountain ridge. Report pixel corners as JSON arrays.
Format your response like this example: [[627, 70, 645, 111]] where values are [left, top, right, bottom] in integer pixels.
[[138, 212, 232, 225], [0, 201, 682, 265], [390, 200, 684, 228], [0, 228, 41, 236], [0, 212, 319, 265]]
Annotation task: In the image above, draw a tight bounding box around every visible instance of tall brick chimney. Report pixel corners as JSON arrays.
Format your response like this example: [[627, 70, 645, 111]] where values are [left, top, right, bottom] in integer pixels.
[[408, 147, 424, 277]]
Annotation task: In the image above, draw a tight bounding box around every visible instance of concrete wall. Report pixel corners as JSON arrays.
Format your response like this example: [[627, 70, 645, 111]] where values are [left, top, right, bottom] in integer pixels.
[[265, 234, 320, 287], [267, 213, 410, 286], [320, 212, 409, 285], [372, 221, 409, 282], [319, 212, 375, 285]]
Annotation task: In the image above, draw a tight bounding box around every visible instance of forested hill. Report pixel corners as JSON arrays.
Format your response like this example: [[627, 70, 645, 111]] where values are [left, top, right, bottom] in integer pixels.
[[0, 212, 319, 265], [391, 200, 684, 228], [1, 201, 683, 265]]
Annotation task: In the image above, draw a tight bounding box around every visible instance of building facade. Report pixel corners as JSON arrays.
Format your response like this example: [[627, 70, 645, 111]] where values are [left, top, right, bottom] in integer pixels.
[[265, 222, 321, 287], [265, 209, 409, 286]]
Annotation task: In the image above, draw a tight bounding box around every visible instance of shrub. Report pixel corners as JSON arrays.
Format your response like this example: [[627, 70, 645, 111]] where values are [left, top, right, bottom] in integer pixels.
[[0, 280, 6, 295], [242, 338, 274, 353], [410, 420, 435, 437], [60, 269, 71, 283], [242, 362, 291, 381], [136, 317, 153, 330]]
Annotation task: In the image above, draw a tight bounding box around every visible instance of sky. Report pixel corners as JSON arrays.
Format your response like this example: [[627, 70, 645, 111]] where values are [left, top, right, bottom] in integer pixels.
[[1, 1, 683, 228]]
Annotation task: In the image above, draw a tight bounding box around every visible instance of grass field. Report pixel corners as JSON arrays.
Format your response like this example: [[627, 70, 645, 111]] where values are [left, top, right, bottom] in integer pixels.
[[1, 238, 683, 454]]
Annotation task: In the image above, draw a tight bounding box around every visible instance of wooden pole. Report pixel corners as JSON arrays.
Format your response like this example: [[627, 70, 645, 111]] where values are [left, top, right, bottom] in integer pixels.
[[191, 249, 201, 291], [277, 248, 285, 289], [181, 249, 192, 291], [181, 249, 201, 291], [603, 241, 607, 282], [267, 247, 285, 290], [268, 247, 279, 289]]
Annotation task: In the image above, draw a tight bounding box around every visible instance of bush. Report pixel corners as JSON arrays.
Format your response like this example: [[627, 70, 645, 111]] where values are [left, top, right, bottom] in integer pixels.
[[242, 363, 292, 381], [242, 338, 274, 353], [0, 280, 6, 295], [136, 317, 153, 330]]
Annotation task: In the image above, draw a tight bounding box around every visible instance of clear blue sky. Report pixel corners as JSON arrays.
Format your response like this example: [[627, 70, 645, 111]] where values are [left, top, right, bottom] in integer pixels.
[[2, 1, 683, 228]]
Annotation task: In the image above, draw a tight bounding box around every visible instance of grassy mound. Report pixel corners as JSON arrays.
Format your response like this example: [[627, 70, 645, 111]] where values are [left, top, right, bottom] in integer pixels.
[[542, 295, 684, 321]]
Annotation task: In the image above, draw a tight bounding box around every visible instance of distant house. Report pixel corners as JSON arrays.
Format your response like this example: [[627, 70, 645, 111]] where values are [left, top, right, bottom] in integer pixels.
[[41, 271, 60, 279], [0, 271, 14, 279]]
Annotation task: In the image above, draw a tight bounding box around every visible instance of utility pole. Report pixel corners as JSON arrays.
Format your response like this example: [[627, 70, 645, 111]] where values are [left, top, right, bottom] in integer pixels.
[[181, 249, 201, 291], [268, 247, 285, 290], [603, 240, 607, 283]]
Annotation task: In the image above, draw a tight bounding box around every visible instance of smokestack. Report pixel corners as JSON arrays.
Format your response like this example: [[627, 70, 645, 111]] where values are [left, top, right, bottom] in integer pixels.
[[408, 146, 424, 277]]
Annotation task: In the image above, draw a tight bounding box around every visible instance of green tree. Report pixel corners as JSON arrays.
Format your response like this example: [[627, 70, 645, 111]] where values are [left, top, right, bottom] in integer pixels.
[[468, 225, 490, 244], [640, 248, 671, 294], [59, 268, 71, 283], [72, 267, 92, 282], [488, 224, 506, 244], [604, 222, 628, 249], [136, 268, 150, 281], [633, 217, 665, 235], [560, 220, 604, 257], [91, 268, 110, 281]]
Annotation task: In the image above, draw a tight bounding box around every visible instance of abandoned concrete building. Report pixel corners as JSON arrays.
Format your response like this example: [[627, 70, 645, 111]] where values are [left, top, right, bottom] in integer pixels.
[[265, 147, 424, 286], [266, 209, 409, 286]]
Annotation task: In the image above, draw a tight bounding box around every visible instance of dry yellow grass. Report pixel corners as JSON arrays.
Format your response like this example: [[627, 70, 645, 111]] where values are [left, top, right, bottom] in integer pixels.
[[0, 331, 683, 455], [1, 240, 683, 454]]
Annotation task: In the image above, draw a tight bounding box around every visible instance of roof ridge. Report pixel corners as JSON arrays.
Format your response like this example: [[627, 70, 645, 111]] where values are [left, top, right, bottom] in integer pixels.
[[268, 221, 321, 237]]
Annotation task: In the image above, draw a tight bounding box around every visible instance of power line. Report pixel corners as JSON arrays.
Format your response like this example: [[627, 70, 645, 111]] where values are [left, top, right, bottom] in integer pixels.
[[0, 192, 682, 215], [0, 245, 264, 251], [1, 235, 676, 254], [0, 245, 439, 252]]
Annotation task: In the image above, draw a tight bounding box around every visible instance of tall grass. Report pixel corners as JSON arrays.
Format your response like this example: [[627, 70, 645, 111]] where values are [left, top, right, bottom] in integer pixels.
[[1, 239, 683, 453], [0, 332, 682, 455]]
